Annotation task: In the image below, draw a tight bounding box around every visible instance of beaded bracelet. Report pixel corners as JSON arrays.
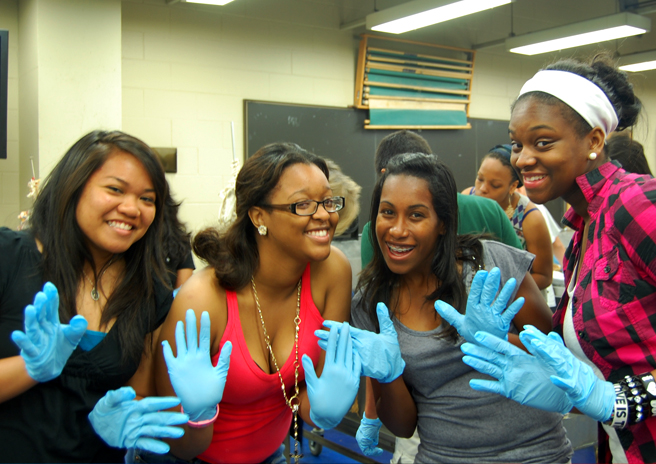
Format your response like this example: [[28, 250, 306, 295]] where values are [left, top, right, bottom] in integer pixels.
[[181, 405, 219, 429], [606, 373, 656, 429]]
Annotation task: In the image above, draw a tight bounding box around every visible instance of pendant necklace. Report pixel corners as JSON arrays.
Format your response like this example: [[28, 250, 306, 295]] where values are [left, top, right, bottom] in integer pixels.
[[251, 276, 303, 464], [83, 257, 116, 301]]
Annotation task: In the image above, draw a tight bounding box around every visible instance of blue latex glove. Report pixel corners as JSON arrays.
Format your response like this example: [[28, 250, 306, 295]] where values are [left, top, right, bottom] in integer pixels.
[[303, 322, 361, 430], [162, 309, 232, 422], [11, 282, 88, 382], [89, 386, 188, 454], [460, 331, 573, 414], [356, 414, 383, 457], [520, 325, 615, 422], [317, 303, 404, 383], [435, 268, 524, 344]]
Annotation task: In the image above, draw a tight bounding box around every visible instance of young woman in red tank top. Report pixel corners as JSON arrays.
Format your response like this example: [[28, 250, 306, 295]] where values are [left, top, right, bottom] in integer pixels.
[[151, 143, 358, 464]]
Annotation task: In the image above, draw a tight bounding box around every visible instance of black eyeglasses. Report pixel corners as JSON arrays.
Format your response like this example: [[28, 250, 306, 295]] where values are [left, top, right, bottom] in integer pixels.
[[263, 196, 345, 216]]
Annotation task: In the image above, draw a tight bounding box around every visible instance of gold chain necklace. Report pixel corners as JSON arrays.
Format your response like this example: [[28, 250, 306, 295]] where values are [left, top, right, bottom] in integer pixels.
[[251, 277, 303, 464], [82, 258, 115, 301]]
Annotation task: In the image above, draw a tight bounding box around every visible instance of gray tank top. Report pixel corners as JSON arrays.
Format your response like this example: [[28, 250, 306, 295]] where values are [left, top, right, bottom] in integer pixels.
[[351, 240, 573, 463]]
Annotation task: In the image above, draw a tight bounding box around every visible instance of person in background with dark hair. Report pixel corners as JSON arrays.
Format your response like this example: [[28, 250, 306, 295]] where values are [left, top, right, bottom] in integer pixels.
[[360, 131, 521, 268], [162, 194, 195, 291], [337, 152, 571, 463], [0, 130, 188, 462], [149, 142, 360, 464], [607, 134, 653, 176], [459, 54, 656, 463], [463, 144, 553, 290]]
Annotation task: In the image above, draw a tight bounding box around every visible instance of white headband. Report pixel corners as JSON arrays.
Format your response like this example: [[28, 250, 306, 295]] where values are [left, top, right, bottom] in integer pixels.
[[518, 70, 618, 136]]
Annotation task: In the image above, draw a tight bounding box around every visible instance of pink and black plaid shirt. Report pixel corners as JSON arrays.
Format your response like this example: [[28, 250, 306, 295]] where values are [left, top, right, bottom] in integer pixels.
[[553, 161, 656, 463]]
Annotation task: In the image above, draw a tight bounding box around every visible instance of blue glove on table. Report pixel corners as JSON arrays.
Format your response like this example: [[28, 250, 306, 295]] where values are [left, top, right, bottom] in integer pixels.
[[89, 386, 188, 454], [317, 303, 404, 383], [520, 325, 615, 422], [304, 322, 361, 430], [356, 414, 383, 457], [162, 309, 232, 422], [435, 268, 524, 344], [11, 282, 88, 382], [460, 331, 573, 414]]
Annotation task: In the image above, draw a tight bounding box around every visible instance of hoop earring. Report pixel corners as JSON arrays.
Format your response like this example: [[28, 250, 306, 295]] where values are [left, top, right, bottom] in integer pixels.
[[257, 225, 268, 236], [588, 152, 597, 160]]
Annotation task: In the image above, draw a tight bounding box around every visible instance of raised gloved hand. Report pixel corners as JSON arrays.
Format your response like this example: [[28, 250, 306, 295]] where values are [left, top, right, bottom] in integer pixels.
[[460, 331, 573, 414], [11, 282, 88, 382], [520, 325, 615, 422], [356, 414, 383, 457], [89, 386, 188, 454], [303, 322, 361, 430], [435, 268, 524, 345], [316, 303, 404, 383], [162, 309, 232, 422]]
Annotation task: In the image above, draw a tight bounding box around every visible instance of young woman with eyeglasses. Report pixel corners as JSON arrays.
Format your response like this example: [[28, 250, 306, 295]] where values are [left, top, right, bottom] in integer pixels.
[[143, 142, 361, 464]]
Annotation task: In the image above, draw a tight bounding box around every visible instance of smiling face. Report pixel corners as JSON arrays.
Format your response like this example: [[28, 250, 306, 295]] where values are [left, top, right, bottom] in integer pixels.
[[509, 96, 600, 206], [376, 174, 444, 277], [75, 150, 156, 264], [260, 162, 338, 263], [474, 156, 517, 208]]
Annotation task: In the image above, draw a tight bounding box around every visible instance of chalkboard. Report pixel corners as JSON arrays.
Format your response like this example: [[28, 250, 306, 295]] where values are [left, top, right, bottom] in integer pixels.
[[244, 100, 564, 231]]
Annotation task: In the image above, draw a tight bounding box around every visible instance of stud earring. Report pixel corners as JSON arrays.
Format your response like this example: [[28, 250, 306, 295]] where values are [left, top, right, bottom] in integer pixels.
[[257, 225, 268, 236], [588, 152, 597, 160]]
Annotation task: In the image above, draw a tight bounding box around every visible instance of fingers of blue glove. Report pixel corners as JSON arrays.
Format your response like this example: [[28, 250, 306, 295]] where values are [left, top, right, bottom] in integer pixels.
[[492, 277, 517, 316], [137, 396, 182, 415], [434, 300, 462, 329], [317, 339, 328, 351], [42, 282, 60, 325], [467, 270, 488, 307], [184, 309, 198, 355], [338, 324, 351, 371], [546, 331, 565, 344], [550, 374, 578, 393], [216, 341, 232, 375], [11, 330, 38, 357], [376, 303, 395, 336], [352, 340, 362, 377], [161, 340, 176, 370], [527, 339, 566, 372], [199, 312, 211, 354], [322, 320, 340, 330], [363, 446, 384, 457], [314, 329, 330, 341], [32, 292, 48, 325], [473, 331, 522, 356], [133, 437, 171, 455], [138, 411, 190, 428], [173, 320, 187, 359], [469, 378, 504, 395], [136, 424, 187, 441], [23, 304, 41, 345], [62, 315, 88, 345], [480, 267, 501, 306], [500, 296, 524, 327], [325, 323, 340, 364], [302, 354, 318, 384], [462, 355, 503, 380], [104, 386, 138, 408]]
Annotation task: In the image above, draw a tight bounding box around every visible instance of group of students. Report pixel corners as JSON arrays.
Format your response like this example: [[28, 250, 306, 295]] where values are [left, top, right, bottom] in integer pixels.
[[1, 52, 655, 464]]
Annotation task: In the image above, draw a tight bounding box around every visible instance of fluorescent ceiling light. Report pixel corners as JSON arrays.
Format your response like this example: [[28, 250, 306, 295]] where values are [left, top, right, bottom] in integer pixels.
[[366, 0, 512, 34], [507, 12, 650, 55], [619, 50, 656, 72]]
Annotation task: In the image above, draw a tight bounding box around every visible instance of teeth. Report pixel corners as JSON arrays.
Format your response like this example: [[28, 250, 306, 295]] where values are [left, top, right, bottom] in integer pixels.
[[524, 174, 546, 182], [108, 221, 133, 230], [389, 244, 413, 253], [307, 229, 328, 237]]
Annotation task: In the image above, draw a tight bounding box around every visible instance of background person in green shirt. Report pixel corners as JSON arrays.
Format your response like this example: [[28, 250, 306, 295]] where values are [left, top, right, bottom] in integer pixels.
[[360, 131, 522, 268]]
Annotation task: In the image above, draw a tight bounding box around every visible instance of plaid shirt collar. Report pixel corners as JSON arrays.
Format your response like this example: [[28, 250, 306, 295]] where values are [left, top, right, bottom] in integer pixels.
[[562, 160, 623, 231]]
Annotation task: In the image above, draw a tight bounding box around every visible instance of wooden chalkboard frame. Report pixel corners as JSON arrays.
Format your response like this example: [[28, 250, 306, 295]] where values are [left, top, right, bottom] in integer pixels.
[[244, 100, 565, 232]]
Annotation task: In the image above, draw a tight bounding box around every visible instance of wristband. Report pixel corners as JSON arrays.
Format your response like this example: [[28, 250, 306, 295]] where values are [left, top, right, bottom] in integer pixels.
[[181, 405, 219, 428], [605, 383, 629, 429]]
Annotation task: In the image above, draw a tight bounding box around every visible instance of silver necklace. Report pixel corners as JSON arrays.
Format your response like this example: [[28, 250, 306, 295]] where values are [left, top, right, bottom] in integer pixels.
[[83, 258, 115, 301]]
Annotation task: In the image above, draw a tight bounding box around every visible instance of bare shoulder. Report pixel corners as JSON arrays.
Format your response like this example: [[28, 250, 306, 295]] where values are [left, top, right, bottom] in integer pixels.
[[313, 245, 351, 278], [461, 186, 473, 195], [310, 245, 352, 320]]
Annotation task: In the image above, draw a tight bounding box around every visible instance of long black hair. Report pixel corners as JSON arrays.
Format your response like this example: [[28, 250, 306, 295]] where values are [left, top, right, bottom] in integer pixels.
[[30, 130, 169, 364], [357, 152, 483, 340], [193, 142, 329, 290]]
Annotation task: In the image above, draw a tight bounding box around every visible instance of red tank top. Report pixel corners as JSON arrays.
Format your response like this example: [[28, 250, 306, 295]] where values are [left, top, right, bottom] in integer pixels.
[[198, 264, 324, 464]]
